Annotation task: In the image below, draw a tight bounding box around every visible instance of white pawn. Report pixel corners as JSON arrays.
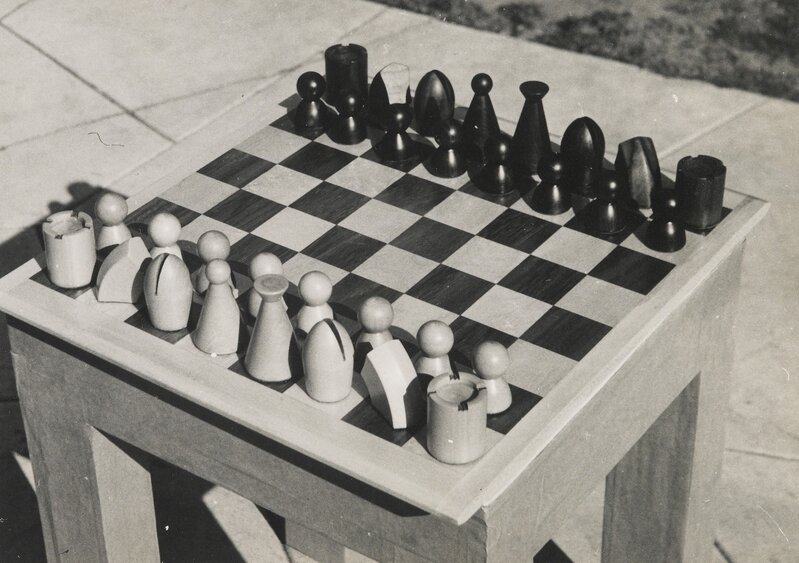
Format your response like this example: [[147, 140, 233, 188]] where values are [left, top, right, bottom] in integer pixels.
[[192, 230, 233, 300], [415, 320, 454, 377], [95, 193, 131, 250], [247, 252, 284, 317], [356, 296, 394, 351], [192, 260, 240, 355], [149, 212, 182, 260], [296, 271, 334, 335], [472, 341, 512, 415]]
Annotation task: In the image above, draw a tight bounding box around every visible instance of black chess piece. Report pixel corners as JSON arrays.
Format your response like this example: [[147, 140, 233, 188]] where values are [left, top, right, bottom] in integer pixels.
[[645, 188, 686, 252], [324, 43, 368, 109], [476, 134, 515, 195], [675, 154, 726, 231], [462, 73, 500, 164], [328, 91, 366, 145], [560, 116, 605, 197], [511, 81, 554, 176], [375, 104, 417, 163], [293, 71, 330, 134], [616, 136, 661, 209], [584, 169, 626, 234], [428, 119, 466, 178], [368, 63, 412, 129], [528, 152, 571, 215], [414, 70, 455, 136]]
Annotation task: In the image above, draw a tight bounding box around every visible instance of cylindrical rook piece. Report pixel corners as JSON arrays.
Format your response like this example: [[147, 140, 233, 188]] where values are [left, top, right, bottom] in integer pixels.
[[324, 44, 368, 109], [675, 155, 726, 231], [43, 210, 96, 288], [427, 373, 487, 464]]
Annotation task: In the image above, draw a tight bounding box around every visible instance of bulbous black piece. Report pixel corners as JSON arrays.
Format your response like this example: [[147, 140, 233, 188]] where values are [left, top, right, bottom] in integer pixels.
[[645, 188, 686, 252], [476, 134, 516, 195], [528, 152, 571, 215], [561, 116, 605, 195], [328, 91, 367, 145], [414, 70, 455, 136], [293, 71, 330, 134], [375, 103, 417, 163], [428, 120, 466, 178]]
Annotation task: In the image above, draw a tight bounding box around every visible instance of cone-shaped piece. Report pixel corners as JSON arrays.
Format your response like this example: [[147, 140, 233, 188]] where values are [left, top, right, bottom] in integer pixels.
[[616, 136, 661, 209], [528, 152, 571, 215], [414, 70, 455, 136], [462, 73, 500, 164], [144, 253, 192, 332], [645, 189, 686, 252], [561, 116, 605, 196], [511, 81, 553, 176], [584, 170, 626, 234], [245, 274, 298, 382], [192, 260, 240, 355], [475, 134, 515, 195], [374, 104, 416, 163], [328, 91, 367, 145], [303, 318, 354, 403], [428, 119, 466, 178], [293, 71, 330, 134]]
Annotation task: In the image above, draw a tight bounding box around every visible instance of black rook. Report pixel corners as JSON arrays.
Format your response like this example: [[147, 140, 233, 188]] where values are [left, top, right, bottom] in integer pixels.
[[675, 155, 726, 231], [324, 44, 368, 109]]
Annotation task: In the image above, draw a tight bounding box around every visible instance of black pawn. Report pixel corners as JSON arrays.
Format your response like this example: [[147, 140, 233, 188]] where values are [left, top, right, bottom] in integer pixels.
[[293, 71, 330, 134], [375, 104, 416, 163], [561, 116, 605, 196], [585, 169, 626, 234], [476, 134, 515, 195], [414, 70, 455, 136], [528, 152, 571, 215], [512, 81, 554, 176], [462, 73, 500, 164], [645, 189, 686, 252], [428, 120, 466, 178], [328, 91, 366, 145], [616, 136, 661, 209]]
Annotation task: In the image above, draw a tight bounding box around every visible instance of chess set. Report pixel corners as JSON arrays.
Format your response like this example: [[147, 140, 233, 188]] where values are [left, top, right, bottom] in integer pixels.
[[30, 43, 730, 467]]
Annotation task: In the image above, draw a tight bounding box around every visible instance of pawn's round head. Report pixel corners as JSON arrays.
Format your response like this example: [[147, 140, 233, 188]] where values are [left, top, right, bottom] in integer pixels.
[[197, 230, 230, 263], [336, 90, 362, 117], [485, 134, 511, 164], [471, 73, 493, 95], [537, 152, 563, 182], [299, 270, 332, 306], [148, 213, 181, 247], [205, 259, 231, 285], [417, 320, 454, 358], [297, 71, 325, 100], [385, 103, 412, 133], [651, 188, 679, 217], [249, 252, 282, 278], [95, 193, 128, 226], [358, 296, 393, 333], [434, 119, 462, 148], [472, 340, 509, 380], [599, 170, 624, 201]]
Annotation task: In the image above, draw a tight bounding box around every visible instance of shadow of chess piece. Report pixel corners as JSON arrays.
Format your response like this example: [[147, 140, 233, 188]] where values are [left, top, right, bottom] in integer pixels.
[[293, 71, 330, 135], [528, 152, 571, 215], [328, 91, 366, 145], [584, 169, 627, 234], [375, 104, 417, 163], [427, 119, 466, 178], [475, 134, 515, 195], [645, 188, 686, 252]]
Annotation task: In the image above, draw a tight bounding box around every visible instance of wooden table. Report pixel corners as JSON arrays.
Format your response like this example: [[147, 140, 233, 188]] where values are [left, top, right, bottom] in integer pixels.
[[0, 74, 768, 562]]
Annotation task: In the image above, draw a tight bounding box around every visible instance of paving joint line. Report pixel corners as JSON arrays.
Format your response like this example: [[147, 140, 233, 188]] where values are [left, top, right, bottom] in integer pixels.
[[714, 539, 735, 563], [725, 446, 799, 462], [0, 111, 127, 152], [0, 0, 36, 22]]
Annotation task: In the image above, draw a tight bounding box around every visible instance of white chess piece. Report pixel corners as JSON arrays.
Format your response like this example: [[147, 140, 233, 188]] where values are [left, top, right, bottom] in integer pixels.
[[192, 230, 233, 300], [192, 260, 239, 355], [414, 320, 454, 377], [296, 271, 334, 334], [356, 296, 394, 350], [244, 274, 297, 382], [148, 212, 182, 260], [303, 318, 354, 403], [247, 252, 284, 318], [144, 253, 192, 331], [472, 340, 512, 415], [95, 193, 131, 250]]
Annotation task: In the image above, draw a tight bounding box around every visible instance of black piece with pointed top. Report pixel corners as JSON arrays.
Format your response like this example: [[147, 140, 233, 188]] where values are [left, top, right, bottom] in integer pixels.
[[428, 119, 467, 178], [367, 64, 412, 130], [584, 169, 626, 234], [324, 44, 368, 109], [328, 91, 367, 145], [615, 136, 661, 209], [375, 104, 417, 163], [293, 71, 330, 135], [462, 73, 500, 164], [645, 188, 686, 252], [414, 70, 455, 137], [475, 134, 515, 195], [675, 155, 726, 231], [511, 81, 553, 176], [560, 116, 605, 196], [528, 152, 571, 215]]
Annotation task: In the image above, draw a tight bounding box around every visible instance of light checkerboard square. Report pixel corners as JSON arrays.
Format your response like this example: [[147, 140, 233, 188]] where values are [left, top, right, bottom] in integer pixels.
[[510, 198, 576, 226], [181, 214, 248, 247], [463, 285, 551, 338], [619, 221, 702, 266], [443, 237, 527, 283], [250, 208, 333, 251], [391, 294, 459, 339], [243, 165, 320, 206], [425, 191, 505, 234], [75, 288, 140, 321], [161, 173, 238, 214], [506, 339, 577, 396], [283, 374, 369, 419], [174, 333, 241, 369], [327, 157, 405, 198], [315, 133, 372, 156], [556, 276, 645, 327], [532, 227, 617, 273], [282, 253, 348, 286], [408, 162, 471, 190], [237, 125, 311, 163], [339, 199, 419, 243], [353, 245, 438, 293]]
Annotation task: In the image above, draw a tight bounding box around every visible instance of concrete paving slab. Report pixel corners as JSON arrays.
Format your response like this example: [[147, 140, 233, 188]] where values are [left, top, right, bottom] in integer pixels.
[[0, 0, 28, 19], [0, 27, 119, 148]]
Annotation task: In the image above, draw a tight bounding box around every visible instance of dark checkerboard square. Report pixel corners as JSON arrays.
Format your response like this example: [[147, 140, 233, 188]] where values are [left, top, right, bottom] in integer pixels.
[[564, 205, 647, 244], [460, 179, 524, 208], [521, 307, 611, 361], [124, 301, 202, 345], [205, 190, 284, 232], [390, 217, 472, 262], [478, 208, 560, 253], [500, 256, 585, 305], [281, 142, 356, 180], [270, 111, 324, 140], [331, 273, 402, 320], [290, 181, 369, 224], [408, 265, 493, 315], [30, 268, 93, 299], [590, 246, 675, 295], [228, 234, 297, 275], [228, 360, 301, 393], [375, 175, 453, 215], [449, 316, 516, 365], [197, 149, 274, 188], [361, 143, 432, 173], [487, 385, 541, 435], [301, 226, 384, 271], [342, 399, 416, 446], [126, 198, 200, 228]]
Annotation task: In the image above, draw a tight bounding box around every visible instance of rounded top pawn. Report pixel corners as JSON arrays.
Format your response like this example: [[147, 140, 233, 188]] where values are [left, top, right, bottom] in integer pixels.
[[336, 90, 362, 117], [358, 296, 393, 333], [472, 340, 509, 380], [651, 188, 679, 218], [197, 230, 230, 263], [598, 169, 624, 202], [95, 193, 128, 226], [205, 259, 231, 285], [434, 119, 462, 149], [485, 134, 512, 165], [148, 213, 181, 247], [471, 73, 493, 94], [299, 270, 332, 306], [249, 252, 282, 278], [385, 103, 412, 133], [417, 320, 454, 358], [537, 152, 563, 183], [297, 71, 326, 100]]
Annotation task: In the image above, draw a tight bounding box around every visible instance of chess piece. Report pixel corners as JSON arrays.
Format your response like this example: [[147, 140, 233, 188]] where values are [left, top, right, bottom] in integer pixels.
[[245, 274, 299, 382], [560, 116, 605, 197], [144, 253, 192, 331], [615, 137, 661, 209], [296, 270, 334, 335], [413, 69, 455, 136], [428, 119, 466, 178], [303, 318, 354, 403], [368, 62, 411, 128], [361, 339, 424, 430], [414, 320, 454, 377], [374, 104, 417, 163], [42, 210, 96, 289], [293, 71, 330, 135], [426, 372, 487, 464], [328, 91, 367, 145], [645, 189, 687, 252], [473, 340, 512, 415], [192, 230, 234, 301], [355, 296, 394, 372], [148, 212, 182, 260], [247, 252, 285, 318], [528, 152, 571, 215], [462, 73, 500, 164], [95, 192, 131, 250], [324, 43, 368, 109], [511, 80, 553, 176], [675, 155, 726, 231], [95, 237, 149, 303], [475, 134, 516, 195], [584, 169, 627, 235], [192, 260, 240, 355]]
